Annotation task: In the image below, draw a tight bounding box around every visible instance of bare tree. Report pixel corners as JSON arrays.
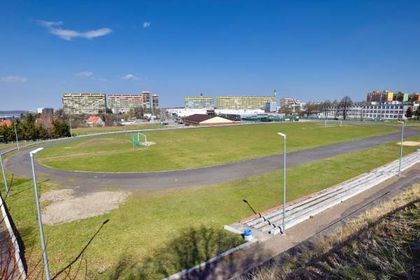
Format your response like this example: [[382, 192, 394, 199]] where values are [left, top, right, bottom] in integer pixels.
[[320, 100, 332, 119], [339, 96, 353, 120], [303, 102, 320, 118]]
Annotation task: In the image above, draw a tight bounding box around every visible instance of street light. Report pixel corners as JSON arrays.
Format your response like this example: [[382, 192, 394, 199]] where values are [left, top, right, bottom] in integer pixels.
[[30, 147, 50, 280], [68, 115, 73, 137], [0, 153, 8, 195], [398, 121, 405, 176], [13, 119, 20, 151], [277, 132, 287, 234]]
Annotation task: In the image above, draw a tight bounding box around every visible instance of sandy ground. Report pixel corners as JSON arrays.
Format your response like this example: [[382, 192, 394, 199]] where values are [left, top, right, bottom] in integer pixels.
[[41, 189, 129, 225], [397, 141, 420, 146]]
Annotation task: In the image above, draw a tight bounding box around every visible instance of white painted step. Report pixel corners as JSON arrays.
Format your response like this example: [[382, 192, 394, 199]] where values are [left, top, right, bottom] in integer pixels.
[[245, 151, 420, 233]]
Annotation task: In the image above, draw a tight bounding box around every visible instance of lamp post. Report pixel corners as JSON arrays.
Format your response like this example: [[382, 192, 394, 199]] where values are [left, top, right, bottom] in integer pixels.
[[398, 121, 405, 176], [13, 120, 20, 151], [0, 153, 8, 195], [69, 115, 73, 137], [30, 147, 50, 280], [277, 132, 287, 234]]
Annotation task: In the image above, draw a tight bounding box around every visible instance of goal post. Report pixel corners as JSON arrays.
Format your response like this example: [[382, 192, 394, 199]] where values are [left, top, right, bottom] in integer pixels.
[[131, 133, 140, 148], [130, 132, 152, 148], [138, 132, 147, 146]]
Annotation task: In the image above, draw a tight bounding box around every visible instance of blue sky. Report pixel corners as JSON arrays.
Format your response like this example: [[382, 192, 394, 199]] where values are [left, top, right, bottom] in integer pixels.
[[1, 0, 420, 110]]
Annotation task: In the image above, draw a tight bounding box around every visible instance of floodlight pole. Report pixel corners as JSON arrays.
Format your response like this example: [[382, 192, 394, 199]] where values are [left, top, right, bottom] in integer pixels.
[[398, 121, 405, 176], [30, 147, 51, 280], [0, 153, 8, 195], [277, 132, 287, 234]]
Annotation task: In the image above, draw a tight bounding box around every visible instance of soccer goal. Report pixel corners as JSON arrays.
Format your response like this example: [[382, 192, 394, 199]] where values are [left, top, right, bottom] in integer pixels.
[[130, 132, 154, 148]]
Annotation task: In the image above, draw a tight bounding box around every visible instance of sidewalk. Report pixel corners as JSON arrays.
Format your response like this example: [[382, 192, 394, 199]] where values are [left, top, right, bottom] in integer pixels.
[[0, 193, 26, 280]]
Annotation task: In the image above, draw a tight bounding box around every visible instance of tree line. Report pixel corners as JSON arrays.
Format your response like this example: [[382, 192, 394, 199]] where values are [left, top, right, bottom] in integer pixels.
[[279, 96, 355, 120], [0, 114, 70, 143], [283, 95, 420, 120]]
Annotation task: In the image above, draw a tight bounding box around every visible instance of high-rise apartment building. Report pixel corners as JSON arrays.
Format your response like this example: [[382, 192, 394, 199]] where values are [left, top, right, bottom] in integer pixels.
[[141, 91, 159, 112], [152, 94, 160, 111], [215, 96, 277, 110], [108, 94, 144, 114], [63, 93, 106, 115], [184, 96, 214, 109]]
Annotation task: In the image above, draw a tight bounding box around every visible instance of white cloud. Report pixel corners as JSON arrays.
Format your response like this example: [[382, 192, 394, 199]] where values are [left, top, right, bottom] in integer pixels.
[[74, 71, 107, 81], [82, 28, 112, 39], [74, 71, 95, 78], [37, 20, 63, 28], [143, 22, 151, 29], [0, 75, 28, 83], [122, 74, 139, 81], [36, 20, 63, 28], [37, 19, 112, 40]]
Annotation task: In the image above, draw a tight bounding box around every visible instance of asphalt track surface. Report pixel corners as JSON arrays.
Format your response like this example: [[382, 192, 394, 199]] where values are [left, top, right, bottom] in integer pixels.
[[3, 129, 420, 192]]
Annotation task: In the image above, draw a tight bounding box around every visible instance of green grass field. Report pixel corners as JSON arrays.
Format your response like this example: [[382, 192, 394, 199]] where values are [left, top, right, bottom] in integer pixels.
[[37, 123, 396, 172], [71, 123, 162, 136], [3, 136, 418, 279], [0, 142, 16, 150]]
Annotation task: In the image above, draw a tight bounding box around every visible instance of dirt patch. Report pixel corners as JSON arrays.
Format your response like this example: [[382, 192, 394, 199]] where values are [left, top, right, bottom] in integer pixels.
[[40, 189, 75, 202], [142, 141, 156, 147], [397, 141, 420, 146], [41, 190, 129, 225]]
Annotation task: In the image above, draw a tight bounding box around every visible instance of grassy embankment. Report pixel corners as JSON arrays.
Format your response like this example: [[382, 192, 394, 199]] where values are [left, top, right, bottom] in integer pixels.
[[37, 122, 396, 172], [248, 183, 420, 280], [1, 135, 419, 279]]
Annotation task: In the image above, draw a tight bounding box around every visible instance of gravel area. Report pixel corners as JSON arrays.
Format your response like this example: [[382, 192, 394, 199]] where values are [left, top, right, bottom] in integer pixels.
[[41, 190, 129, 225]]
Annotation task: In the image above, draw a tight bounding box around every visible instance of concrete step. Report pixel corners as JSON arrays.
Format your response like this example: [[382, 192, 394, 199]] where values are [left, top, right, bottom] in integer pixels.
[[244, 151, 420, 234]]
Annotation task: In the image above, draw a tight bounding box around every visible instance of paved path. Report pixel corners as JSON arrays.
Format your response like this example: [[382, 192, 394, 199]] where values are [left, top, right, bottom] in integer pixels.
[[4, 130, 420, 192]]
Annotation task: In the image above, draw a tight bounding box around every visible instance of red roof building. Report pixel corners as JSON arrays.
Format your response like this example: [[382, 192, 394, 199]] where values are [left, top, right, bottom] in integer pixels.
[[0, 119, 12, 127], [86, 115, 105, 127]]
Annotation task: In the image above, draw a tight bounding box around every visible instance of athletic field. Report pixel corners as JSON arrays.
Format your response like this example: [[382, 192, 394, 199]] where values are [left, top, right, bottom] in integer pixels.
[[3, 122, 418, 279], [37, 122, 396, 172]]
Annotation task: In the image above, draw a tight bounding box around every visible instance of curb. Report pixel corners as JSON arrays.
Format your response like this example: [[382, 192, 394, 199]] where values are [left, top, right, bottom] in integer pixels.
[[0, 193, 27, 279]]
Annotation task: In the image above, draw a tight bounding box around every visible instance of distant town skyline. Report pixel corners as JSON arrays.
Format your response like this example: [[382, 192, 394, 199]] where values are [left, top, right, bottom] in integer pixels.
[[1, 0, 420, 110]]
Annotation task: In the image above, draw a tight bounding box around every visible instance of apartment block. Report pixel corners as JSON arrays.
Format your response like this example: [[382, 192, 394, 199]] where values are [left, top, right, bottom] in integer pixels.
[[142, 91, 160, 112], [184, 96, 214, 109], [63, 93, 106, 115], [108, 94, 144, 114], [366, 90, 413, 103], [215, 96, 277, 110]]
